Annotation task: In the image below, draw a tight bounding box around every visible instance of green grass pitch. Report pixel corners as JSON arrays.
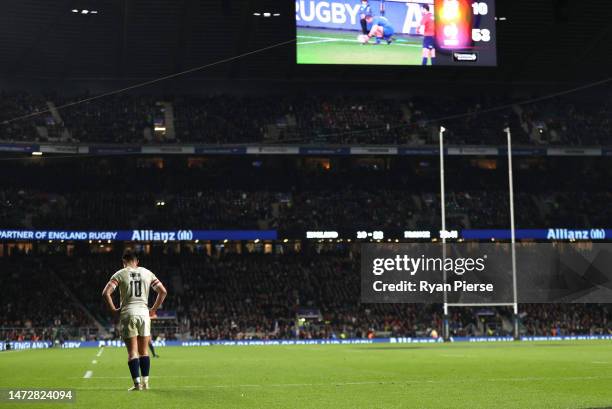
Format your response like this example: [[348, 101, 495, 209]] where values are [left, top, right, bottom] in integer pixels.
[[2, 342, 612, 408], [297, 27, 425, 65]]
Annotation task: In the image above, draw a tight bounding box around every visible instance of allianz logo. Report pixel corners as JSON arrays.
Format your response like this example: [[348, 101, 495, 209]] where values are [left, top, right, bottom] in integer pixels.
[[130, 230, 194, 241]]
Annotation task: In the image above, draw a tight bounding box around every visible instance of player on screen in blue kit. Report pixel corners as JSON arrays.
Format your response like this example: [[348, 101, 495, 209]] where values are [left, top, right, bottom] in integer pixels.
[[365, 15, 395, 45]]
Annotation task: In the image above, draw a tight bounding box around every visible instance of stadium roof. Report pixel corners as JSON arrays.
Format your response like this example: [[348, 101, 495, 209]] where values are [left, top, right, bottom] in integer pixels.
[[0, 0, 610, 84]]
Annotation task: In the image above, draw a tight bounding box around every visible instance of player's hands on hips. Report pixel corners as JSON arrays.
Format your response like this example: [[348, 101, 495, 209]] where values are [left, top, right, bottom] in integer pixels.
[[109, 307, 120, 321], [149, 309, 157, 318]]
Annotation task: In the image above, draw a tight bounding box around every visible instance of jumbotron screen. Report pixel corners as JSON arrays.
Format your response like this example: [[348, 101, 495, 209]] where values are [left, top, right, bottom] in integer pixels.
[[296, 0, 497, 66]]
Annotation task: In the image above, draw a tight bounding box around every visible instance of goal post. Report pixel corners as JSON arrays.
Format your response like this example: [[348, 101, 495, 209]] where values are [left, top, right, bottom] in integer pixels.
[[438, 126, 450, 341], [504, 126, 520, 340], [439, 126, 520, 341]]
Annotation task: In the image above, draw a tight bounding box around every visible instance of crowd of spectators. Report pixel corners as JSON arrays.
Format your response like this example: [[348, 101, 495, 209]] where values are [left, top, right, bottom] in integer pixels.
[[2, 250, 612, 342], [0, 92, 610, 145], [521, 304, 612, 337], [57, 94, 159, 143], [0, 139, 609, 342], [0, 92, 56, 141], [0, 254, 95, 342], [1, 156, 610, 232], [2, 182, 610, 232]]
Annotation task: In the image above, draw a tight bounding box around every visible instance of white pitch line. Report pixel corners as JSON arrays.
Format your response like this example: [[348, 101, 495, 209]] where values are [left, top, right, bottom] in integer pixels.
[[96, 348, 104, 357], [297, 39, 339, 45], [70, 374, 612, 386], [92, 360, 98, 364], [83, 370, 93, 379], [297, 35, 348, 40]]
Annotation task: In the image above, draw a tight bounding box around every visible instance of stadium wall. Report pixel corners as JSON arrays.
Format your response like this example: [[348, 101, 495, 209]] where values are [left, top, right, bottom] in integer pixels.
[[4, 336, 612, 350], [1, 142, 610, 156], [0, 229, 609, 241]]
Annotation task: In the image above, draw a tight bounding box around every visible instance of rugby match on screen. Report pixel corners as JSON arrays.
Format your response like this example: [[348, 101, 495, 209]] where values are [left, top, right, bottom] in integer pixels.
[[296, 0, 497, 66]]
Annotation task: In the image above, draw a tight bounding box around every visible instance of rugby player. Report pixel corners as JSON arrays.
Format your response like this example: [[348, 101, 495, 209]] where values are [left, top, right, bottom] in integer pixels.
[[419, 4, 436, 65], [359, 0, 373, 35], [102, 249, 167, 391], [365, 15, 395, 45]]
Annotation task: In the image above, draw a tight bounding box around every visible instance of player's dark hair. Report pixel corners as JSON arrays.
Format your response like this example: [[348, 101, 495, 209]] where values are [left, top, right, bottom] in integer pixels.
[[122, 248, 138, 264], [421, 4, 430, 11]]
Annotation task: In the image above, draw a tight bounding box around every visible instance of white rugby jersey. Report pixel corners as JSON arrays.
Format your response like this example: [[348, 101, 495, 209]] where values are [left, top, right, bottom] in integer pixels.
[[109, 267, 161, 316]]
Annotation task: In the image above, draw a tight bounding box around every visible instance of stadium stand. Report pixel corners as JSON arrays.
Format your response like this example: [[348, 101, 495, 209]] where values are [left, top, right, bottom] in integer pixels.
[[0, 156, 610, 232], [0, 92, 610, 145], [2, 250, 612, 342], [0, 156, 610, 342], [0, 91, 610, 344]]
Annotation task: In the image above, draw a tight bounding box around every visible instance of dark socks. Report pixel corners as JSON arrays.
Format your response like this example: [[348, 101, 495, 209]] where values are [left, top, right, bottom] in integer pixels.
[[139, 355, 151, 377], [149, 342, 156, 357], [422, 57, 428, 66], [128, 358, 140, 382]]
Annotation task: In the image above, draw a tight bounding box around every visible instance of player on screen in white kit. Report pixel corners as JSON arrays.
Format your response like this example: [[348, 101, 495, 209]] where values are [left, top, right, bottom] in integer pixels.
[[102, 249, 167, 391]]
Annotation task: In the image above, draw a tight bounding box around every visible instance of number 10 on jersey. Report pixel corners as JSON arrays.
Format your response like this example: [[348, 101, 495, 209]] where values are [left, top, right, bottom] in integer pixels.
[[129, 281, 142, 297]]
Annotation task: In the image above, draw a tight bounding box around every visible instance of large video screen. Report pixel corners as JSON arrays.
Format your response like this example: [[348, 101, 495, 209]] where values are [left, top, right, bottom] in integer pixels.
[[296, 0, 497, 66]]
